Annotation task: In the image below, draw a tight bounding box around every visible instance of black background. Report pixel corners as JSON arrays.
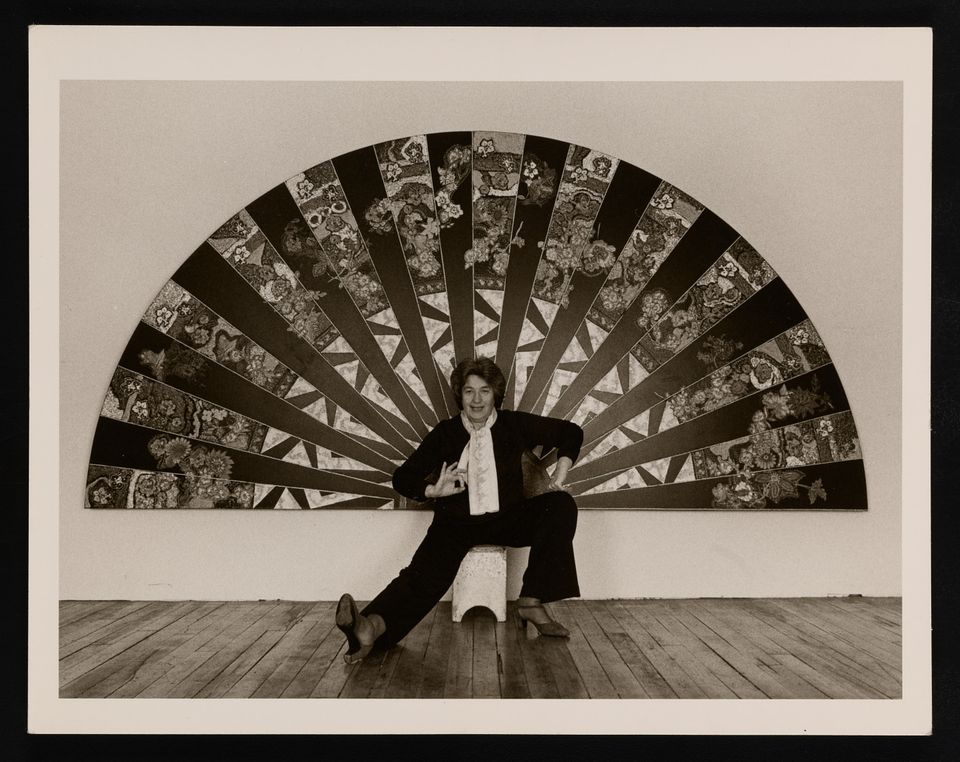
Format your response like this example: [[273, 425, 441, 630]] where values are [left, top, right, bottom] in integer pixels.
[[7, 0, 957, 758]]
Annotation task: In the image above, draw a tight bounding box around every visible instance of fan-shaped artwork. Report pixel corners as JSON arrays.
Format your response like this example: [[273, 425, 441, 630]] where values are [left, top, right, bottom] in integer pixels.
[[85, 132, 867, 512]]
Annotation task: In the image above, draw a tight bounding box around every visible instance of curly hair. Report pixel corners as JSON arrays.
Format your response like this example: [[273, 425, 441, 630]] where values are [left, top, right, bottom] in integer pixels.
[[450, 357, 507, 411]]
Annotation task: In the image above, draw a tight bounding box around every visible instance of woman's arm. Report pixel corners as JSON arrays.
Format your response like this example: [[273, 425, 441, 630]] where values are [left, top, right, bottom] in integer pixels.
[[514, 410, 583, 464], [391, 424, 448, 502]]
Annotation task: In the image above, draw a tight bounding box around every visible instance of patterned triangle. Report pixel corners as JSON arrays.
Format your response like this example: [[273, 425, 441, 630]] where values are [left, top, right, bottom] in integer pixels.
[[560, 334, 590, 364], [596, 363, 624, 395], [421, 316, 449, 348], [261, 427, 287, 452], [361, 373, 403, 419], [374, 333, 402, 364], [394, 350, 431, 406], [543, 366, 579, 416], [419, 291, 452, 321], [639, 456, 672, 482], [275, 490, 302, 510], [629, 353, 648, 389], [622, 409, 652, 437], [299, 395, 327, 421], [305, 489, 362, 509], [577, 427, 635, 465], [586, 318, 609, 356], [282, 440, 313, 467], [530, 297, 559, 332], [658, 403, 680, 435], [569, 394, 607, 426], [253, 483, 282, 509], [339, 359, 362, 390], [480, 288, 504, 320], [285, 376, 317, 398], [581, 469, 643, 495]]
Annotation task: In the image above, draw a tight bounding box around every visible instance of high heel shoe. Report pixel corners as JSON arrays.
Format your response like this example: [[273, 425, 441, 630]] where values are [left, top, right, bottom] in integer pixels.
[[336, 593, 374, 664], [515, 603, 570, 638]]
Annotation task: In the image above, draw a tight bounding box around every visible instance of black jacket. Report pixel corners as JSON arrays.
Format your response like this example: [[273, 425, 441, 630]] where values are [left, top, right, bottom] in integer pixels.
[[392, 409, 583, 522]]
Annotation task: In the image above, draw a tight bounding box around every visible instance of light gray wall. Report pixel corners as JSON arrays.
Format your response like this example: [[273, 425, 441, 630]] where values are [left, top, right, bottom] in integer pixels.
[[59, 81, 902, 600]]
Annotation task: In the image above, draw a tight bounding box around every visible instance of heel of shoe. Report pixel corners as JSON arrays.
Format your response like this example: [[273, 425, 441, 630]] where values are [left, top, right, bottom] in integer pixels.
[[514, 608, 527, 631], [515, 604, 570, 639]]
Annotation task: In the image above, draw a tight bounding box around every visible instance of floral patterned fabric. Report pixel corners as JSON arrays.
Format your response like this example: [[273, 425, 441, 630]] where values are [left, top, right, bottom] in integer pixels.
[[534, 145, 620, 308]]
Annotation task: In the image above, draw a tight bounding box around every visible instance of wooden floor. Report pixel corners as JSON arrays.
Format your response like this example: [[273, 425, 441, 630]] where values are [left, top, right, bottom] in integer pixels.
[[59, 598, 901, 699]]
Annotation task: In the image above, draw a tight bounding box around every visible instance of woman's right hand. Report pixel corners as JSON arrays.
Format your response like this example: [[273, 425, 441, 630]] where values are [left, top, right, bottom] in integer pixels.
[[424, 461, 467, 499]]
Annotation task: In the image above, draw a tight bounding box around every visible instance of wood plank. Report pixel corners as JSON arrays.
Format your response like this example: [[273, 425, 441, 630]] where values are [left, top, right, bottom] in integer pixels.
[[418, 601, 454, 699], [623, 601, 736, 698], [61, 602, 219, 698], [721, 600, 894, 698], [367, 645, 404, 699], [568, 601, 646, 698], [197, 628, 288, 698], [159, 601, 288, 698], [57, 598, 903, 701], [608, 602, 706, 698], [695, 599, 868, 700], [307, 635, 354, 698], [88, 602, 228, 699], [782, 598, 903, 652], [134, 602, 267, 697], [772, 598, 902, 662], [382, 605, 437, 698], [223, 601, 327, 698], [58, 600, 88, 620], [821, 597, 902, 634], [550, 601, 617, 698], [869, 597, 903, 612], [756, 599, 902, 687], [60, 601, 154, 648], [511, 603, 562, 698], [515, 640, 564, 699], [472, 612, 501, 698], [59, 600, 123, 629], [443, 616, 474, 698], [494, 607, 531, 699], [59, 601, 199, 687], [339, 646, 390, 698], [537, 637, 587, 698], [111, 602, 251, 698], [197, 601, 316, 698], [745, 600, 899, 698], [266, 600, 319, 634], [283, 620, 345, 698], [687, 599, 833, 698], [60, 600, 178, 660], [670, 600, 826, 699], [649, 601, 767, 699], [254, 603, 337, 698], [59, 600, 119, 620], [585, 601, 673, 698]]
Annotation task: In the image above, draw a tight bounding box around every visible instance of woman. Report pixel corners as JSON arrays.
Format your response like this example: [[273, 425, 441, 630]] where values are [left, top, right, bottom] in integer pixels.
[[336, 357, 584, 664]]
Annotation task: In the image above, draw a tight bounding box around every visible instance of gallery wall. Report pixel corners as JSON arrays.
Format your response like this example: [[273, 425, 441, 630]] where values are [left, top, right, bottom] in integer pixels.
[[59, 80, 902, 600]]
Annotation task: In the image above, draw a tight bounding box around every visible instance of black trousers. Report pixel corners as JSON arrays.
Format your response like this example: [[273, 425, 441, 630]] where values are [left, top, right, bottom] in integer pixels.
[[362, 490, 580, 648]]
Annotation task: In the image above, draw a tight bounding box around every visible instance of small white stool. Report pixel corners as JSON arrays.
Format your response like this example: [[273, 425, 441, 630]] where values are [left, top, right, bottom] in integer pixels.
[[451, 545, 507, 622]]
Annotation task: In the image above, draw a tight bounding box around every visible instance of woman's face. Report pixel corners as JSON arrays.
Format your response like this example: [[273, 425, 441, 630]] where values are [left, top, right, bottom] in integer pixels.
[[461, 373, 495, 424]]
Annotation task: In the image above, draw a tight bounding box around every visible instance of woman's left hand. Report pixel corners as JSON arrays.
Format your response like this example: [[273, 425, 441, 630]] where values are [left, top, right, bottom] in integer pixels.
[[546, 479, 568, 493]]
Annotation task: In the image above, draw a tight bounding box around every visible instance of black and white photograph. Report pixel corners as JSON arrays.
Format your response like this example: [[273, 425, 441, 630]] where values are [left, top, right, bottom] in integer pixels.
[[28, 26, 932, 735]]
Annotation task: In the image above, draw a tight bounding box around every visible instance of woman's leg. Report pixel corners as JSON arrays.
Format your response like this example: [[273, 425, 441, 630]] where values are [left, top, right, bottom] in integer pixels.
[[491, 490, 580, 603], [360, 519, 471, 648]]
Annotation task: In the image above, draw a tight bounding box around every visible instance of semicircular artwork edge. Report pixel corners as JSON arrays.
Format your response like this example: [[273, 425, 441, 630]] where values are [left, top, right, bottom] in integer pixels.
[[84, 131, 867, 512]]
